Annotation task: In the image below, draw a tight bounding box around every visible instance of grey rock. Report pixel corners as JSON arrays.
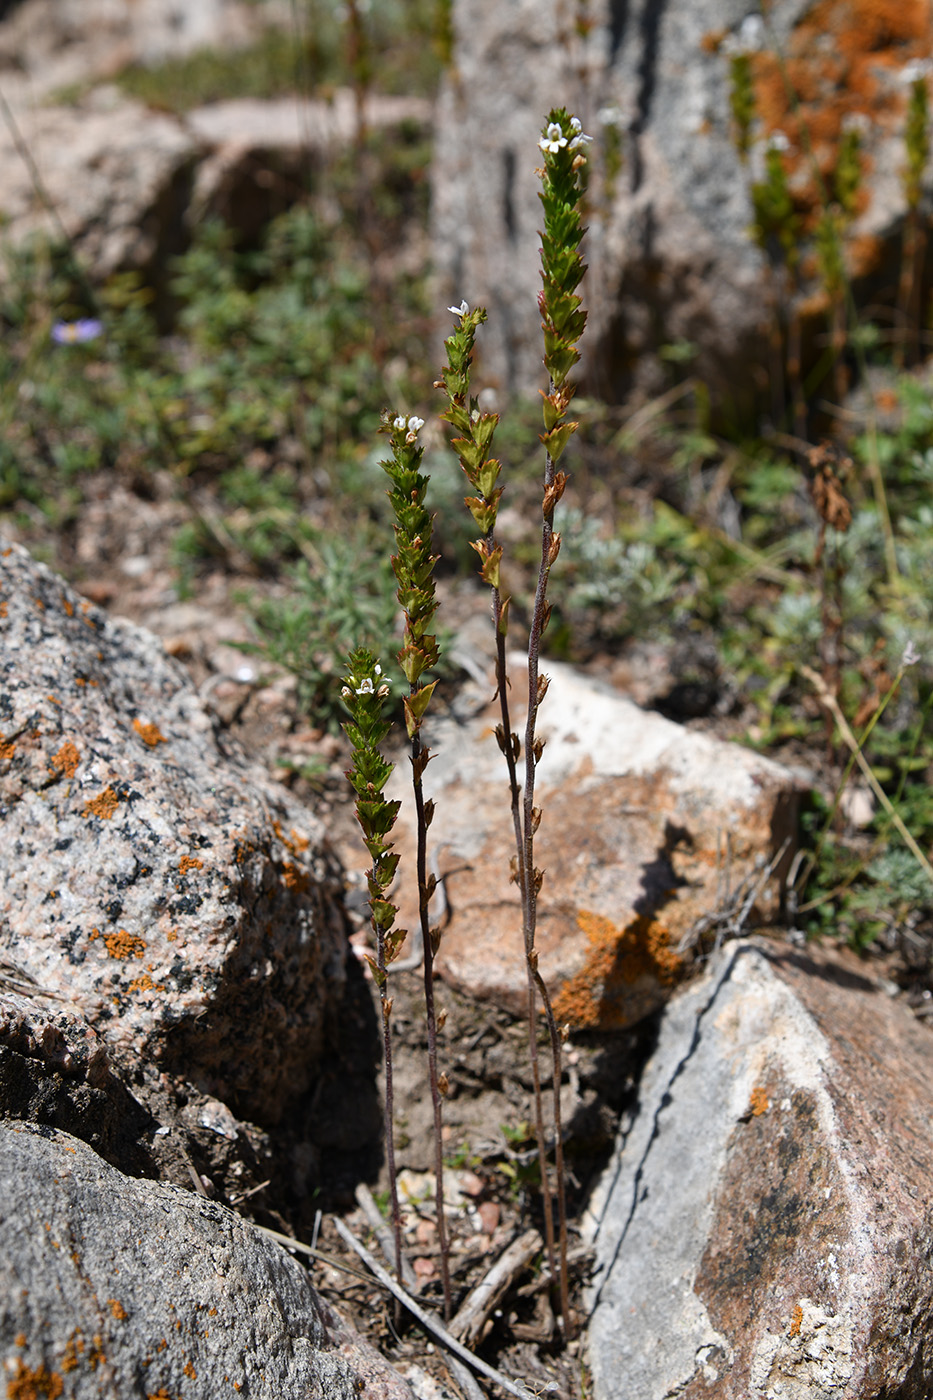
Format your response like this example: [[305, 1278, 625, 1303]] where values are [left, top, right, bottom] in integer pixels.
[[0, 83, 431, 283], [0, 0, 259, 98], [432, 0, 927, 403], [0, 1119, 413, 1400], [0, 539, 346, 1127], [585, 939, 933, 1398]]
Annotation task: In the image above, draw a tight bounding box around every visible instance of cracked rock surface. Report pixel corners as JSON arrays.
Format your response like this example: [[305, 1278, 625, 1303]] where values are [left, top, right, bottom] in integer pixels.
[[585, 938, 933, 1400]]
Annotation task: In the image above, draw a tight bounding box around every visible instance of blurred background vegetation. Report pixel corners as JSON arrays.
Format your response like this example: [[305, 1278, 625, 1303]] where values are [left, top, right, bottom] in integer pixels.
[[2, 0, 933, 966]]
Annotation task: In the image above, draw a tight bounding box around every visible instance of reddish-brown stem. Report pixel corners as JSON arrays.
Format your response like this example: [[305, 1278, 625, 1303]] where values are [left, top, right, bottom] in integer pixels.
[[519, 429, 571, 1334], [374, 914, 404, 1312], [412, 729, 452, 1321]]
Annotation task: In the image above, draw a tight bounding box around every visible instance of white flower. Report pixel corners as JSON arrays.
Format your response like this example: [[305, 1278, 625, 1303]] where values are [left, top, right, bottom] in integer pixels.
[[569, 131, 593, 151], [539, 121, 568, 155], [356, 677, 375, 695], [598, 104, 623, 127], [767, 129, 790, 152], [374, 663, 382, 676], [393, 415, 407, 432], [570, 116, 582, 134], [901, 58, 932, 85], [902, 640, 921, 668], [405, 415, 425, 443], [448, 299, 469, 319]]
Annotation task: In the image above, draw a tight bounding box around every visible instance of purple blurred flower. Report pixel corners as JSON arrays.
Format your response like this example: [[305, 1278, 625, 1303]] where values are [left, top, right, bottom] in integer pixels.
[[52, 318, 103, 346]]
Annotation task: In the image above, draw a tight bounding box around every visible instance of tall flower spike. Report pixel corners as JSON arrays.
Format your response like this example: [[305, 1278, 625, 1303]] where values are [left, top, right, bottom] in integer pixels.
[[341, 647, 406, 1289], [380, 411, 452, 1320]]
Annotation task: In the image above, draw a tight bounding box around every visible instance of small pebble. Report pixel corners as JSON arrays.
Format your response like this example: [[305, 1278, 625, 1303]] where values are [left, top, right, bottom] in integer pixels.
[[477, 1201, 499, 1234]]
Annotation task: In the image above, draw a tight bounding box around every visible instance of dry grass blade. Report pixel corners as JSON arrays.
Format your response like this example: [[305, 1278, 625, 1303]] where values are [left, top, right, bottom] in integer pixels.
[[331, 1214, 537, 1400]]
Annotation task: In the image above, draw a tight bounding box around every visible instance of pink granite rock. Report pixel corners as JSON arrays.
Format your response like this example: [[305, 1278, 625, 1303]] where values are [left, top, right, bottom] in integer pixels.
[[388, 659, 805, 1029]]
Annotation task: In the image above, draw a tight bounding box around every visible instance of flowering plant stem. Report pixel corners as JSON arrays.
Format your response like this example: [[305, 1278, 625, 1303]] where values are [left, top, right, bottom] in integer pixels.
[[438, 108, 590, 1338], [341, 648, 406, 1292], [382, 413, 453, 1321]]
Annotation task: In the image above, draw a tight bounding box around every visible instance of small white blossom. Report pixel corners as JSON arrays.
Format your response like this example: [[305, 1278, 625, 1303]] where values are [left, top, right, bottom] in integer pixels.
[[539, 121, 568, 154], [901, 58, 932, 85], [722, 14, 765, 55], [341, 685, 352, 698], [393, 415, 407, 432], [374, 663, 382, 676], [356, 677, 375, 695], [598, 104, 623, 128], [569, 131, 593, 151], [570, 116, 582, 134], [902, 640, 921, 668], [766, 129, 790, 152], [405, 415, 425, 444], [448, 299, 469, 319]]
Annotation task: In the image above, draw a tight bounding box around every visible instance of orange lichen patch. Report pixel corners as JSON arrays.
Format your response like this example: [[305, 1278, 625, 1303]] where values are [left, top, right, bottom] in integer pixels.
[[127, 974, 155, 994], [166, 929, 178, 943], [87, 1338, 105, 1370], [789, 1302, 804, 1337], [133, 719, 167, 748], [14, 1336, 26, 1350], [147, 1390, 176, 1400], [103, 930, 146, 960], [273, 819, 310, 855], [751, 0, 927, 225], [84, 787, 119, 820], [700, 27, 728, 54], [281, 862, 310, 893], [183, 1363, 197, 1380], [749, 1085, 770, 1117], [0, 734, 15, 762], [107, 1299, 127, 1321], [60, 1333, 82, 1372], [848, 231, 886, 278], [553, 910, 682, 1029], [875, 387, 900, 412], [0, 601, 7, 618], [45, 695, 59, 706], [49, 742, 80, 779], [6, 1360, 64, 1399], [178, 855, 203, 875], [62, 598, 74, 617]]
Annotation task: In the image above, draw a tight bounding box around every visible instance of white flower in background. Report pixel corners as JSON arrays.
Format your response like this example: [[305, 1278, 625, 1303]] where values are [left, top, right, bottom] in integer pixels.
[[902, 640, 921, 668], [539, 121, 568, 154], [598, 104, 623, 127], [901, 58, 932, 85], [722, 14, 765, 54], [448, 299, 469, 319], [767, 129, 790, 151]]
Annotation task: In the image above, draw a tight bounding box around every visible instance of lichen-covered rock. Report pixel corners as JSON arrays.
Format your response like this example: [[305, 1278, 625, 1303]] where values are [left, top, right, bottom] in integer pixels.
[[433, 0, 930, 402], [0, 1120, 413, 1400], [389, 659, 804, 1028], [585, 939, 933, 1399], [0, 539, 347, 1126]]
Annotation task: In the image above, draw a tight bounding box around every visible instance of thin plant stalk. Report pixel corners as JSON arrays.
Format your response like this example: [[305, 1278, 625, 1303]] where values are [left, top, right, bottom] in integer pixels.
[[381, 412, 452, 1320], [439, 109, 592, 1337], [340, 649, 406, 1292]]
